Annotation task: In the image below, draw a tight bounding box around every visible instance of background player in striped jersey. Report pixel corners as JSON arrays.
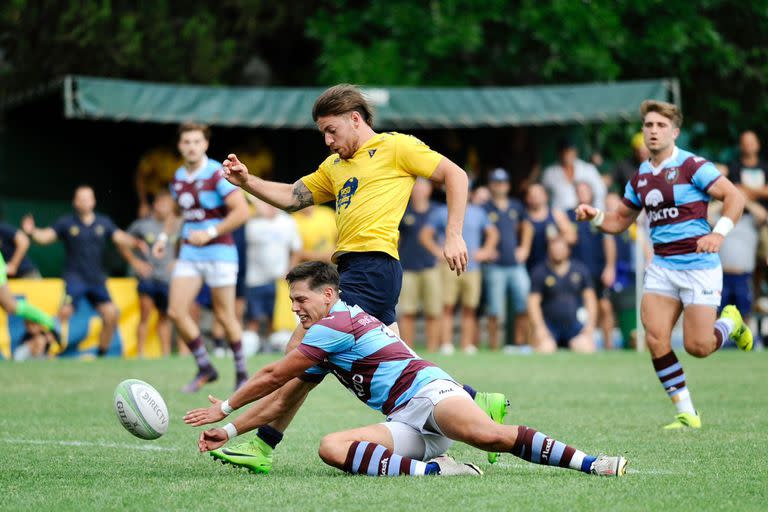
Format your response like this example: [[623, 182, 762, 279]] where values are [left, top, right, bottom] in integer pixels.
[[184, 261, 627, 478], [576, 100, 752, 429], [153, 123, 250, 392], [217, 84, 507, 469]]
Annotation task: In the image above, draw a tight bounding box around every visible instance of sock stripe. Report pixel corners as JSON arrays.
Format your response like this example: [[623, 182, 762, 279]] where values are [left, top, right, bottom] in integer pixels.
[[548, 441, 565, 466], [652, 351, 678, 371], [559, 446, 576, 468], [344, 441, 360, 472], [368, 445, 386, 476], [655, 362, 682, 378], [662, 374, 686, 388], [530, 432, 546, 464], [352, 441, 370, 473], [387, 454, 402, 476]]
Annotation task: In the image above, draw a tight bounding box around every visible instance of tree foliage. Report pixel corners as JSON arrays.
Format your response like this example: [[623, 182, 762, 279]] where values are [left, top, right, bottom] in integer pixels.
[[1, 0, 767, 147]]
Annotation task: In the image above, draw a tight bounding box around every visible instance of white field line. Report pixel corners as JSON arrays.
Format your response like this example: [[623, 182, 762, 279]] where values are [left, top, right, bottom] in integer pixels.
[[0, 438, 182, 452]]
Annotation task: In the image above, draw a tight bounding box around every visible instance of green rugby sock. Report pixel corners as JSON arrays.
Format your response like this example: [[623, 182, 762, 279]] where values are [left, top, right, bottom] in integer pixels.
[[15, 300, 55, 330]]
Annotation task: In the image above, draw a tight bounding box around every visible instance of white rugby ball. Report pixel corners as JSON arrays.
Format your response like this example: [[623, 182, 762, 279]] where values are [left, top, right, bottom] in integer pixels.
[[114, 379, 169, 440]]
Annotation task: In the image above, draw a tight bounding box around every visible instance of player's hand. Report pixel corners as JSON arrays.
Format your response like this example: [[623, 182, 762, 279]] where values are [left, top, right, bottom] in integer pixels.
[[136, 239, 150, 256], [473, 247, 497, 263], [601, 266, 616, 288], [222, 153, 250, 187], [21, 214, 35, 235], [5, 261, 18, 277], [151, 239, 167, 259], [574, 204, 598, 222], [184, 394, 226, 427], [696, 233, 724, 253], [198, 428, 229, 452], [443, 233, 468, 276], [187, 230, 212, 246], [133, 260, 153, 279]]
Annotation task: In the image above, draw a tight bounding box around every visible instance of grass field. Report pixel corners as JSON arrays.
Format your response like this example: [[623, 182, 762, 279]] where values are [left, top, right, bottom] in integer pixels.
[[1, 350, 766, 511]]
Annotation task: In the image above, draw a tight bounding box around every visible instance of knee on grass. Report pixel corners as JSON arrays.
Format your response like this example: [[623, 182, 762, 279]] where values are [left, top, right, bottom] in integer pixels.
[[318, 433, 351, 467]]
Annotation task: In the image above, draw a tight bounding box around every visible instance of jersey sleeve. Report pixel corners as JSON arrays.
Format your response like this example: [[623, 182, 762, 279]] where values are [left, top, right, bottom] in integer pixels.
[[300, 163, 336, 205], [622, 180, 642, 210], [577, 263, 593, 290], [52, 217, 69, 240], [529, 266, 545, 294], [296, 323, 354, 362], [395, 134, 443, 178], [102, 216, 118, 238], [216, 170, 239, 198], [692, 162, 722, 192]]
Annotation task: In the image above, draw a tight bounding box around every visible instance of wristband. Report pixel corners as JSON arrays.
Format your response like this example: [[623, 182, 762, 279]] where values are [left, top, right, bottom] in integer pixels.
[[220, 399, 234, 416], [206, 226, 219, 239], [590, 209, 605, 227], [222, 423, 238, 440], [712, 217, 734, 237], [157, 232, 168, 242]]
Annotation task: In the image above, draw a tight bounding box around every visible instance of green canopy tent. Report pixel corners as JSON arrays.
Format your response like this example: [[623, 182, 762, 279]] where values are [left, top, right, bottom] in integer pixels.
[[56, 75, 678, 128]]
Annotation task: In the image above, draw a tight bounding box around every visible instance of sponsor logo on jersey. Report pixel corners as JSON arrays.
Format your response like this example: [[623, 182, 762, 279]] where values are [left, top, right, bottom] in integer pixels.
[[403, 214, 415, 225], [570, 273, 581, 285], [337, 177, 359, 210], [638, 178, 648, 187], [648, 208, 679, 222], [69, 226, 79, 237], [545, 275, 556, 287], [488, 211, 499, 223], [368, 149, 377, 158], [645, 189, 664, 207], [178, 192, 196, 209]]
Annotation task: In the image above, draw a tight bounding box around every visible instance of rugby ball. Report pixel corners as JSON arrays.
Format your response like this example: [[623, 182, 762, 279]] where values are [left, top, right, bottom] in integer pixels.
[[114, 379, 169, 440]]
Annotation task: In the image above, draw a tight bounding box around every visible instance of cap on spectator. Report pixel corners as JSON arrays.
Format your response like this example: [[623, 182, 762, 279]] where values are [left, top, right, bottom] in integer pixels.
[[631, 132, 645, 150], [557, 137, 577, 152], [489, 168, 510, 182]]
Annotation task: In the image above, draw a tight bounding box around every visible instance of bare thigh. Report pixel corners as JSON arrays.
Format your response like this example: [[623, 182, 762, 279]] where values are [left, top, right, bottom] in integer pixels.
[[682, 304, 718, 357], [641, 293, 683, 358]]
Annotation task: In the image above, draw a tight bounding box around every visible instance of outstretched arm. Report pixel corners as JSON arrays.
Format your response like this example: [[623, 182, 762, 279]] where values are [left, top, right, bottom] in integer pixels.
[[21, 215, 58, 245], [221, 154, 314, 212], [197, 379, 318, 452], [574, 201, 640, 235], [6, 230, 30, 277], [184, 348, 316, 427]]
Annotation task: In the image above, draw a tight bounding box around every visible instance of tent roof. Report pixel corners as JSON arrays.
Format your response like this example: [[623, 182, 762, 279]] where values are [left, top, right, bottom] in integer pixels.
[[9, 75, 679, 129]]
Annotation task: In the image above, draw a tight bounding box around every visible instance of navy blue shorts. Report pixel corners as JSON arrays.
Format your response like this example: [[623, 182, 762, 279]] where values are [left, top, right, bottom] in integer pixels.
[[246, 283, 276, 320], [138, 279, 169, 313], [65, 280, 112, 307], [721, 273, 752, 315], [337, 252, 403, 325], [546, 320, 584, 348]]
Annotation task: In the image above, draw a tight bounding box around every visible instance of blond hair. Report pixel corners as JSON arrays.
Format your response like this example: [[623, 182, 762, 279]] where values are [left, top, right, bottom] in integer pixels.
[[312, 84, 374, 126], [178, 122, 211, 141], [640, 100, 682, 127]]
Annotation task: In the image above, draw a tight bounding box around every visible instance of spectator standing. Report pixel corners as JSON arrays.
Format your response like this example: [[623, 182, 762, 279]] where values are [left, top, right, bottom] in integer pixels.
[[397, 178, 442, 351], [23, 185, 141, 356], [523, 183, 575, 274], [611, 133, 650, 193], [528, 236, 597, 353], [243, 199, 302, 347], [0, 221, 39, 278], [483, 169, 532, 349], [568, 182, 617, 349], [542, 138, 607, 211], [121, 190, 181, 357], [421, 191, 498, 354]]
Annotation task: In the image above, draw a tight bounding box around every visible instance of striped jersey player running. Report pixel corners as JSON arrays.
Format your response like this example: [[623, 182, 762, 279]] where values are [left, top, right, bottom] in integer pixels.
[[576, 100, 752, 430], [185, 261, 627, 478]]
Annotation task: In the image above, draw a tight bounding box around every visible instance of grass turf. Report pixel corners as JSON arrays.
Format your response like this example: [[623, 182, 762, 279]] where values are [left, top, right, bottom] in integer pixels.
[[1, 350, 766, 511]]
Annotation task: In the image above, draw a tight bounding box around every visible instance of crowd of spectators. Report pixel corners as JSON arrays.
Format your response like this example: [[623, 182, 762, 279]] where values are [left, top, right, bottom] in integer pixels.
[[4, 129, 766, 358]]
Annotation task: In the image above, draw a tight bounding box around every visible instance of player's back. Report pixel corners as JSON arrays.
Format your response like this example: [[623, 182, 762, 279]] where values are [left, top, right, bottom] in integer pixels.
[[623, 147, 721, 270], [297, 300, 454, 415]]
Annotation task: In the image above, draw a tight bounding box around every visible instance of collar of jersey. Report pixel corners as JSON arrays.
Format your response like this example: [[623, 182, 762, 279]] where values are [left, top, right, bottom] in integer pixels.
[[648, 146, 678, 175], [181, 156, 209, 182]]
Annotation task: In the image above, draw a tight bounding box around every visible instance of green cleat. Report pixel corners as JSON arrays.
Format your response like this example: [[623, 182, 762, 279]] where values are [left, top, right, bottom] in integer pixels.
[[210, 436, 273, 474], [474, 392, 509, 464], [720, 305, 753, 351], [663, 412, 702, 430]]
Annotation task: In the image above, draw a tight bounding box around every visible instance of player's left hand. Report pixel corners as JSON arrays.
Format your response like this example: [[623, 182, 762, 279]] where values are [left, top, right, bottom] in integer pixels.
[[5, 261, 18, 277], [198, 428, 228, 452], [187, 229, 212, 246], [443, 233, 468, 276], [184, 394, 226, 426], [696, 233, 724, 253]]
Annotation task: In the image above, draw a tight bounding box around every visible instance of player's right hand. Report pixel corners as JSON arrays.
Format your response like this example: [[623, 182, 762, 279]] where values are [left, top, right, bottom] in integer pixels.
[[134, 260, 153, 279], [198, 428, 228, 452], [574, 204, 598, 221], [222, 153, 250, 187], [21, 214, 35, 235], [443, 233, 468, 276]]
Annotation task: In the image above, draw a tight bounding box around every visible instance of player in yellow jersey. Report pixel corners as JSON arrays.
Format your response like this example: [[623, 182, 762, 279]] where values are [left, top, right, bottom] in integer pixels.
[[210, 84, 507, 472]]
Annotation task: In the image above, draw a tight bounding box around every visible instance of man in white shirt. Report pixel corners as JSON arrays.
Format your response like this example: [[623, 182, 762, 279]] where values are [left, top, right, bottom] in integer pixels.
[[244, 199, 302, 343], [542, 139, 607, 211]]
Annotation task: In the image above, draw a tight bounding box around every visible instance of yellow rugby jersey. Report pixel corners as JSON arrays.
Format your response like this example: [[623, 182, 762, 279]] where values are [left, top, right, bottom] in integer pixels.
[[301, 132, 443, 261]]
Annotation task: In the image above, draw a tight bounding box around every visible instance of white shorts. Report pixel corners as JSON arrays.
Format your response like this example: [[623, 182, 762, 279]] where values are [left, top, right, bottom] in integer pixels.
[[643, 263, 722, 308], [172, 260, 239, 288], [381, 379, 471, 461]]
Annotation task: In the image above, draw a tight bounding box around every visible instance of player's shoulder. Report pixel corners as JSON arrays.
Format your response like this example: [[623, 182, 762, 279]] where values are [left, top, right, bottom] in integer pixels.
[[387, 131, 430, 147], [317, 153, 341, 171], [570, 259, 590, 276]]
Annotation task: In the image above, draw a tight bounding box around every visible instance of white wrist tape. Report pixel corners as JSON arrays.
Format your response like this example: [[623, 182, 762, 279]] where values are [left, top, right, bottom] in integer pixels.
[[590, 209, 605, 227], [222, 423, 238, 440], [220, 399, 234, 416], [713, 217, 734, 237], [206, 226, 219, 238]]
